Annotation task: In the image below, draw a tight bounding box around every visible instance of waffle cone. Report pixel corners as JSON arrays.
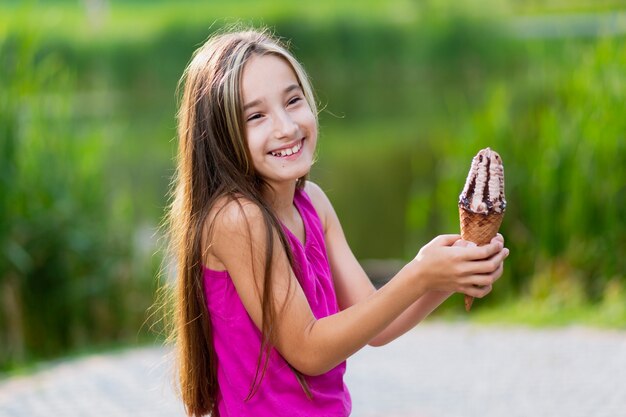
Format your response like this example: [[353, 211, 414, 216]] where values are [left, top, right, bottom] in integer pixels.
[[459, 207, 504, 311]]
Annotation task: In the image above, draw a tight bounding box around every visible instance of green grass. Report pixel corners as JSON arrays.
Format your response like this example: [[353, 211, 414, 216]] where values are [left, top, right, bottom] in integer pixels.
[[512, 0, 626, 15], [471, 298, 626, 329], [435, 278, 626, 330]]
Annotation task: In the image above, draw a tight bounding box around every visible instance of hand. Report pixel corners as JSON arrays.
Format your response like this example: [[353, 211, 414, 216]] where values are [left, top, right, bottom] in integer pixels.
[[410, 234, 509, 298]]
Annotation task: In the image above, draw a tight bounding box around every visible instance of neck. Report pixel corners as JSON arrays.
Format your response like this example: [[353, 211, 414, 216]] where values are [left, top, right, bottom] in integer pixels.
[[262, 180, 298, 219]]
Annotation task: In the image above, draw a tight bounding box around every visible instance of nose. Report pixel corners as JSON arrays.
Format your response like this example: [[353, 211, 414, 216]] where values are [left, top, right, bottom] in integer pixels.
[[273, 109, 298, 139]]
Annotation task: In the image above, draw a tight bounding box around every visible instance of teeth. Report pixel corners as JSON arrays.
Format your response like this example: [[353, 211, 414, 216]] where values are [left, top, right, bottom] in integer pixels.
[[271, 141, 302, 157]]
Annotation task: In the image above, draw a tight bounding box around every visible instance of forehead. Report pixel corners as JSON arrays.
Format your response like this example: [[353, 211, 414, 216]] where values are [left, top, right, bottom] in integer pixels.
[[240, 53, 299, 101]]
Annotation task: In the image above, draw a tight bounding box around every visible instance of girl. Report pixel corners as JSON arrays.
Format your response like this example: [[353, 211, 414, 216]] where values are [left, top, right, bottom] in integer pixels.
[[167, 28, 509, 417]]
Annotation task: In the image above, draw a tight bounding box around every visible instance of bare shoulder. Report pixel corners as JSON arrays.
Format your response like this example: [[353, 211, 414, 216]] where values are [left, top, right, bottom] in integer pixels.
[[210, 196, 264, 233], [304, 181, 335, 232], [203, 196, 266, 268]]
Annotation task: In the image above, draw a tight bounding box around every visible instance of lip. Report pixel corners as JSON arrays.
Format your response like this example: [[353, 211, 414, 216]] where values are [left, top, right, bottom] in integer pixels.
[[268, 138, 305, 159]]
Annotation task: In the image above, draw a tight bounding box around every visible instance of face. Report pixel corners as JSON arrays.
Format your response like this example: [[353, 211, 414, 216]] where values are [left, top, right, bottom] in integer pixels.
[[240, 53, 317, 189]]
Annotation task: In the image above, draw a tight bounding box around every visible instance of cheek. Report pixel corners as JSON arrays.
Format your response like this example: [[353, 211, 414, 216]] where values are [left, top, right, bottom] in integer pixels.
[[308, 126, 318, 148], [302, 109, 318, 139], [309, 122, 318, 148], [245, 127, 266, 155]]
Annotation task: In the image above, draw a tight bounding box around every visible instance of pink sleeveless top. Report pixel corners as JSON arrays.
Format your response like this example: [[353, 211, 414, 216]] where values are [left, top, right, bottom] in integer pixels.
[[203, 189, 352, 416]]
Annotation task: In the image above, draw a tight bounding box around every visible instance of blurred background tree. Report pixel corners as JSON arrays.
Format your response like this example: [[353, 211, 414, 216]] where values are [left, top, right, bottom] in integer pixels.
[[1, 0, 624, 370]]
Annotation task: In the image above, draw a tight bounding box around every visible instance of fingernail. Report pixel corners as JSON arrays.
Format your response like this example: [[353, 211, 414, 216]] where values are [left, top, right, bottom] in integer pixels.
[[468, 242, 477, 247]]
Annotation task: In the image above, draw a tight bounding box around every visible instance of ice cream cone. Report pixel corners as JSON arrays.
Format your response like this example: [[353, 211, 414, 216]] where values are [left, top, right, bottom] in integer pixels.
[[458, 147, 506, 311], [459, 207, 504, 311]]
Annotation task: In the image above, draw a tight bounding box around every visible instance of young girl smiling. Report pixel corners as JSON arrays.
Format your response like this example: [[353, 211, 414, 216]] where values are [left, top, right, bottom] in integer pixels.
[[167, 28, 509, 417]]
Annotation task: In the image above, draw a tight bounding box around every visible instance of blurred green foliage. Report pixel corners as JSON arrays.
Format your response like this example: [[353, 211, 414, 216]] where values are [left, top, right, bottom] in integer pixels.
[[0, 27, 159, 370], [1, 0, 625, 369], [403, 36, 626, 313]]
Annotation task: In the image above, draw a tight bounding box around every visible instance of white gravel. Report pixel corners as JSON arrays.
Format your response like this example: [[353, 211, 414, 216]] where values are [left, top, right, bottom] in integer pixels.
[[1, 322, 625, 417]]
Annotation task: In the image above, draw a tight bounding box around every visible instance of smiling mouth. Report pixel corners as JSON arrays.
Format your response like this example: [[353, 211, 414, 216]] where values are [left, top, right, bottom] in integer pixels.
[[269, 139, 304, 157]]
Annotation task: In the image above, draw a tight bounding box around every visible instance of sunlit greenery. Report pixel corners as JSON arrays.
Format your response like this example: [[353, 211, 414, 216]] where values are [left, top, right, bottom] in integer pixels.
[[1, 0, 625, 370]]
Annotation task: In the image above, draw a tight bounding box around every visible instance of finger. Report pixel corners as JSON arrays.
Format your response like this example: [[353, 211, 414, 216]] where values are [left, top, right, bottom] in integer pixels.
[[453, 239, 472, 247], [462, 284, 492, 299], [491, 262, 504, 282], [470, 260, 505, 291], [490, 246, 509, 261], [492, 234, 504, 244], [470, 247, 509, 274], [431, 234, 462, 247], [461, 240, 503, 261], [461, 272, 495, 288], [474, 285, 492, 299]]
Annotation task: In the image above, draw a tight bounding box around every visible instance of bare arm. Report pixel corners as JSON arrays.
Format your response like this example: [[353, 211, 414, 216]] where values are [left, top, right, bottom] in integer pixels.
[[210, 193, 507, 376], [306, 181, 506, 346]]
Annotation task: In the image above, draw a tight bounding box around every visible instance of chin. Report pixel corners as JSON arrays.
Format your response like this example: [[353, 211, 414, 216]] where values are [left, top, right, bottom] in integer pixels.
[[265, 167, 311, 186]]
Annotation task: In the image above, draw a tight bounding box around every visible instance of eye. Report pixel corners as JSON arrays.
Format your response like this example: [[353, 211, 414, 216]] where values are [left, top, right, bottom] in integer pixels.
[[287, 96, 302, 106], [246, 113, 263, 122]]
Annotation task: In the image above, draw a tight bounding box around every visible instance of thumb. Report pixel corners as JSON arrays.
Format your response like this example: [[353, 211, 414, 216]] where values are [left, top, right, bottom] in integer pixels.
[[431, 234, 462, 247], [453, 239, 478, 247]]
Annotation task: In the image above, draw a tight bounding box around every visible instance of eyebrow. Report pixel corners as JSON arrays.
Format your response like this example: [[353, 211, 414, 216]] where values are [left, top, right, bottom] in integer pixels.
[[242, 84, 302, 111]]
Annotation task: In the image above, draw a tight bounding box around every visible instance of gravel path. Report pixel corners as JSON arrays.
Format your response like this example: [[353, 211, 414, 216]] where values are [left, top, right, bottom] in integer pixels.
[[1, 322, 625, 417]]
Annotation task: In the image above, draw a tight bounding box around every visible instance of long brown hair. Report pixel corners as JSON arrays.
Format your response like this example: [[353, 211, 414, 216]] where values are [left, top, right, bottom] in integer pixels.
[[165, 28, 318, 416]]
